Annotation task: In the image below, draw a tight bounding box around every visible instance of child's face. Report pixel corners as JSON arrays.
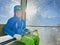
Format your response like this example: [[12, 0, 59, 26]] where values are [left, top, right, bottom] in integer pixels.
[[16, 10, 22, 18]]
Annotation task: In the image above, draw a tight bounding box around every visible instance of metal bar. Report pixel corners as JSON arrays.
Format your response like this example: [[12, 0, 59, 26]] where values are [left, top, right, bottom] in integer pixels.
[[21, 0, 27, 20], [27, 25, 60, 27]]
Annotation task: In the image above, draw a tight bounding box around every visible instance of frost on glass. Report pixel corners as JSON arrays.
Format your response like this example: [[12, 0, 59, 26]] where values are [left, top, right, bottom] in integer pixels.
[[26, 0, 60, 26]]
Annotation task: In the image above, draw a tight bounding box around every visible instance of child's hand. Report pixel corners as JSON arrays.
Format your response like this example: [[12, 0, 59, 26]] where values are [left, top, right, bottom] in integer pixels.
[[14, 34, 21, 40]]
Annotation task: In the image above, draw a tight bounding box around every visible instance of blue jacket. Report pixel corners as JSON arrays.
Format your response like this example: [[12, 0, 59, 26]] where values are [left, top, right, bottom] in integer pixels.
[[4, 15, 28, 37]]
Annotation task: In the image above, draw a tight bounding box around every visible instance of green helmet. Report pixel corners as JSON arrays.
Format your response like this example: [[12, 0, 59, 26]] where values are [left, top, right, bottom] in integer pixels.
[[14, 5, 22, 11]]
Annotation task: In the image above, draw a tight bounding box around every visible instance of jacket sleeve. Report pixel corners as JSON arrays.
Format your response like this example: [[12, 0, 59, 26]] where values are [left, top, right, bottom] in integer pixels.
[[22, 20, 28, 32], [3, 19, 15, 37], [22, 20, 26, 29]]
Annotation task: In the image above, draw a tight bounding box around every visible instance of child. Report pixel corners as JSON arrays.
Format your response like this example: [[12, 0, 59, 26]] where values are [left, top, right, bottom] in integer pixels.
[[4, 5, 40, 45], [4, 5, 28, 40]]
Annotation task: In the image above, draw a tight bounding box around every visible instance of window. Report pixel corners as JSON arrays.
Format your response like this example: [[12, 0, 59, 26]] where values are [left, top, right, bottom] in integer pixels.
[[26, 0, 60, 26]]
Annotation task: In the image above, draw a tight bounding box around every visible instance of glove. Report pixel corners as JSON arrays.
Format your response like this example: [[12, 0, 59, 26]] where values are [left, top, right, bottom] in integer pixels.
[[14, 34, 21, 40]]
